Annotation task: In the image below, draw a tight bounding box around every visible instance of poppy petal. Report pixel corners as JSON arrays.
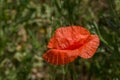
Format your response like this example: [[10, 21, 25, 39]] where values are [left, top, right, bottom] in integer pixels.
[[48, 26, 90, 50], [78, 35, 100, 58], [42, 49, 78, 65]]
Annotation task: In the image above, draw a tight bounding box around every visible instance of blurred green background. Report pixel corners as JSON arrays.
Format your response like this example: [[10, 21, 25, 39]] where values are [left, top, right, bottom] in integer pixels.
[[0, 0, 120, 80]]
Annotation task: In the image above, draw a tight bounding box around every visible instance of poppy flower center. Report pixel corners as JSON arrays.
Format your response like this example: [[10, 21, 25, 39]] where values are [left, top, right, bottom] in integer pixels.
[[63, 40, 85, 50]]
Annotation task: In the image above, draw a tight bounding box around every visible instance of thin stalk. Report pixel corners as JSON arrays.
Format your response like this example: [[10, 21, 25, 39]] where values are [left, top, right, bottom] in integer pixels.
[[93, 21, 108, 45], [49, 65, 57, 80], [71, 63, 78, 80], [93, 21, 114, 51], [62, 65, 65, 80]]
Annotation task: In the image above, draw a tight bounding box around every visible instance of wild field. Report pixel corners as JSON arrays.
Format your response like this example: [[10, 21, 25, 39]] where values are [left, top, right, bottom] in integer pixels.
[[0, 0, 120, 80]]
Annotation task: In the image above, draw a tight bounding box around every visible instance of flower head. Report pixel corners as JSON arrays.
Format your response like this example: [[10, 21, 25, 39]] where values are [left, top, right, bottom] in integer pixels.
[[42, 26, 100, 65]]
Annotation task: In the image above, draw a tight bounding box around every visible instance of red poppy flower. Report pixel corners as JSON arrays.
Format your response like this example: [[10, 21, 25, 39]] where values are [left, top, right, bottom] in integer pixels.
[[42, 26, 100, 65]]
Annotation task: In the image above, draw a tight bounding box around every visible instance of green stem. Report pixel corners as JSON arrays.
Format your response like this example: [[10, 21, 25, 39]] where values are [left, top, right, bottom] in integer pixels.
[[93, 21, 114, 51], [72, 63, 78, 80], [93, 21, 108, 45], [62, 65, 65, 80], [49, 65, 57, 80]]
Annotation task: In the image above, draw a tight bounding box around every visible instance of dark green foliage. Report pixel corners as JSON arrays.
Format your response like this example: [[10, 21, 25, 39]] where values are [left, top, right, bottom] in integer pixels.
[[0, 0, 120, 80]]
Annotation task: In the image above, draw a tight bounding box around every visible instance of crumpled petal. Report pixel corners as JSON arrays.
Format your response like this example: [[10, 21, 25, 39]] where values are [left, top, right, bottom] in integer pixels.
[[78, 35, 100, 58], [42, 49, 78, 65], [48, 26, 90, 50], [42, 26, 100, 65]]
